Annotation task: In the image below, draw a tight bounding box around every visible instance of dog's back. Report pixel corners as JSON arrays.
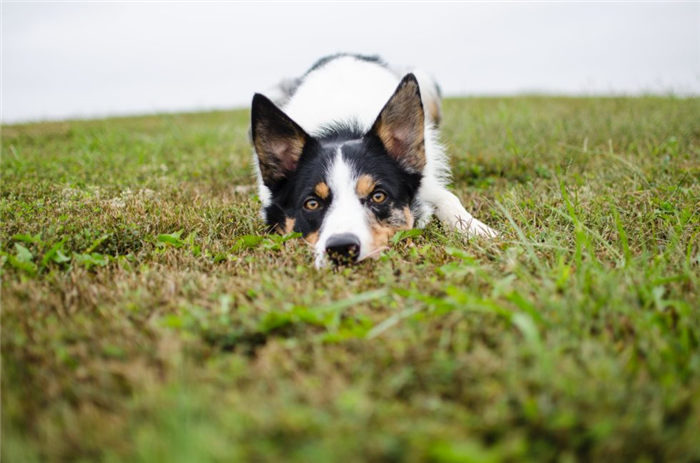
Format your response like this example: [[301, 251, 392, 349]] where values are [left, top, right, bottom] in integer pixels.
[[266, 54, 442, 133]]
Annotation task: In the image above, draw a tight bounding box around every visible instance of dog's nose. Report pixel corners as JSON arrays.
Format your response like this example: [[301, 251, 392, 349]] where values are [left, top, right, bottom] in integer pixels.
[[325, 233, 361, 264]]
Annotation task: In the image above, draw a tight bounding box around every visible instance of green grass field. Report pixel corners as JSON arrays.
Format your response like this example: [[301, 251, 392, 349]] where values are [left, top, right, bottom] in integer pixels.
[[2, 97, 699, 462]]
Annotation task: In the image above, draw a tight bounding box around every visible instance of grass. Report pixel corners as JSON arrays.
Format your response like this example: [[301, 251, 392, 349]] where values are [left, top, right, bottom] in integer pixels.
[[1, 96, 699, 462]]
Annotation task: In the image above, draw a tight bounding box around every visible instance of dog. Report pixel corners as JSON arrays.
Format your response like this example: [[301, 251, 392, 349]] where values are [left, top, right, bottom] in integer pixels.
[[250, 54, 497, 267]]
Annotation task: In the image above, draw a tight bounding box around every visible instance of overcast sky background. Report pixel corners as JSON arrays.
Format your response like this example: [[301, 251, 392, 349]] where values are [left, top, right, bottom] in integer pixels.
[[2, 2, 698, 123]]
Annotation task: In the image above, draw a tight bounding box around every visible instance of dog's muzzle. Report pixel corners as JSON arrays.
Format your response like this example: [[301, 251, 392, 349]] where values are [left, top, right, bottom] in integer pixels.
[[325, 233, 361, 265]]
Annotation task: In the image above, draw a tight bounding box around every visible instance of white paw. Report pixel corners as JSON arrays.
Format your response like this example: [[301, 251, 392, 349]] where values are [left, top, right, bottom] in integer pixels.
[[454, 216, 499, 238]]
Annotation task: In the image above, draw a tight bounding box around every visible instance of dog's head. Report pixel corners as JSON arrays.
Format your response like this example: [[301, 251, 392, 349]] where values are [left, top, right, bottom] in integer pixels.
[[251, 74, 425, 267]]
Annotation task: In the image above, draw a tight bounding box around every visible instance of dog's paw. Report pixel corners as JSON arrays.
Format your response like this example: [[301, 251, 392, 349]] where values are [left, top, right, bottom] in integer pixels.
[[454, 216, 499, 238]]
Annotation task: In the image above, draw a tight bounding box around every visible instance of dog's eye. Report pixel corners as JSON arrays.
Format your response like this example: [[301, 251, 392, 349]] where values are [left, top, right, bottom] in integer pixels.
[[370, 190, 387, 204], [304, 198, 321, 210]]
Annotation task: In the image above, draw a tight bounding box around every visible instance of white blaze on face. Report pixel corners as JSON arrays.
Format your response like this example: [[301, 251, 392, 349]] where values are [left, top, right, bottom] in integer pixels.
[[314, 148, 373, 267]]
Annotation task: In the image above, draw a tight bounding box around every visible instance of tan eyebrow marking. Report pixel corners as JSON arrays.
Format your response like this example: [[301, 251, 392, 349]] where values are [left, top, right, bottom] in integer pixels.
[[314, 182, 330, 199], [356, 174, 376, 197]]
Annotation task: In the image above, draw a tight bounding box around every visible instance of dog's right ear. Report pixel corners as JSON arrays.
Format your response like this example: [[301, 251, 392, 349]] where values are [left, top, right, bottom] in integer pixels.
[[251, 93, 310, 186]]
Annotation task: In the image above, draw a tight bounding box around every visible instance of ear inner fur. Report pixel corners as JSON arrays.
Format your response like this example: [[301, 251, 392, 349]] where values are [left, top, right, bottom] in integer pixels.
[[251, 93, 309, 186], [370, 74, 426, 173]]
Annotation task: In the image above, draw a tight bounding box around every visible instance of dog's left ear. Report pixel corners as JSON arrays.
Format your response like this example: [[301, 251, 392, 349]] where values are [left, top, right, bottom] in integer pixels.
[[251, 93, 310, 186], [369, 74, 426, 173]]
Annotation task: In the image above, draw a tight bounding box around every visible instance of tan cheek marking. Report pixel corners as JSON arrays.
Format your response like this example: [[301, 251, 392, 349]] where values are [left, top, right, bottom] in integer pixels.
[[356, 175, 376, 197], [283, 217, 296, 234], [369, 208, 415, 252], [305, 231, 319, 245], [314, 182, 330, 199], [371, 223, 395, 250], [403, 206, 415, 229]]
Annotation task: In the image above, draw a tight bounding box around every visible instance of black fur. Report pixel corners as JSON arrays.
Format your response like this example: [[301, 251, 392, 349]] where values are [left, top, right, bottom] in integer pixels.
[[305, 53, 388, 76], [262, 128, 422, 237]]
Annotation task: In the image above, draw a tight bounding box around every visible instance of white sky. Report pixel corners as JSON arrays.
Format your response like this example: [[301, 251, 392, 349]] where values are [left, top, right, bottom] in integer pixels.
[[2, 2, 698, 123]]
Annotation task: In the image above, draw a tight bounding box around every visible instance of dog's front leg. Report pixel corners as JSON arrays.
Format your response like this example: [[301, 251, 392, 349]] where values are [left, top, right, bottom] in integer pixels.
[[424, 188, 499, 238]]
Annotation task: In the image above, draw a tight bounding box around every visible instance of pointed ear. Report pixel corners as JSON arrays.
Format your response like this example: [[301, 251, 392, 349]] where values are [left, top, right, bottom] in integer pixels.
[[251, 93, 310, 186], [369, 74, 426, 173]]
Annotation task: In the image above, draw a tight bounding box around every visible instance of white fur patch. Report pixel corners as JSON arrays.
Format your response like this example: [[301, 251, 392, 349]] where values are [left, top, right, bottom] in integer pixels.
[[424, 188, 499, 237], [282, 57, 399, 136], [314, 148, 373, 267]]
